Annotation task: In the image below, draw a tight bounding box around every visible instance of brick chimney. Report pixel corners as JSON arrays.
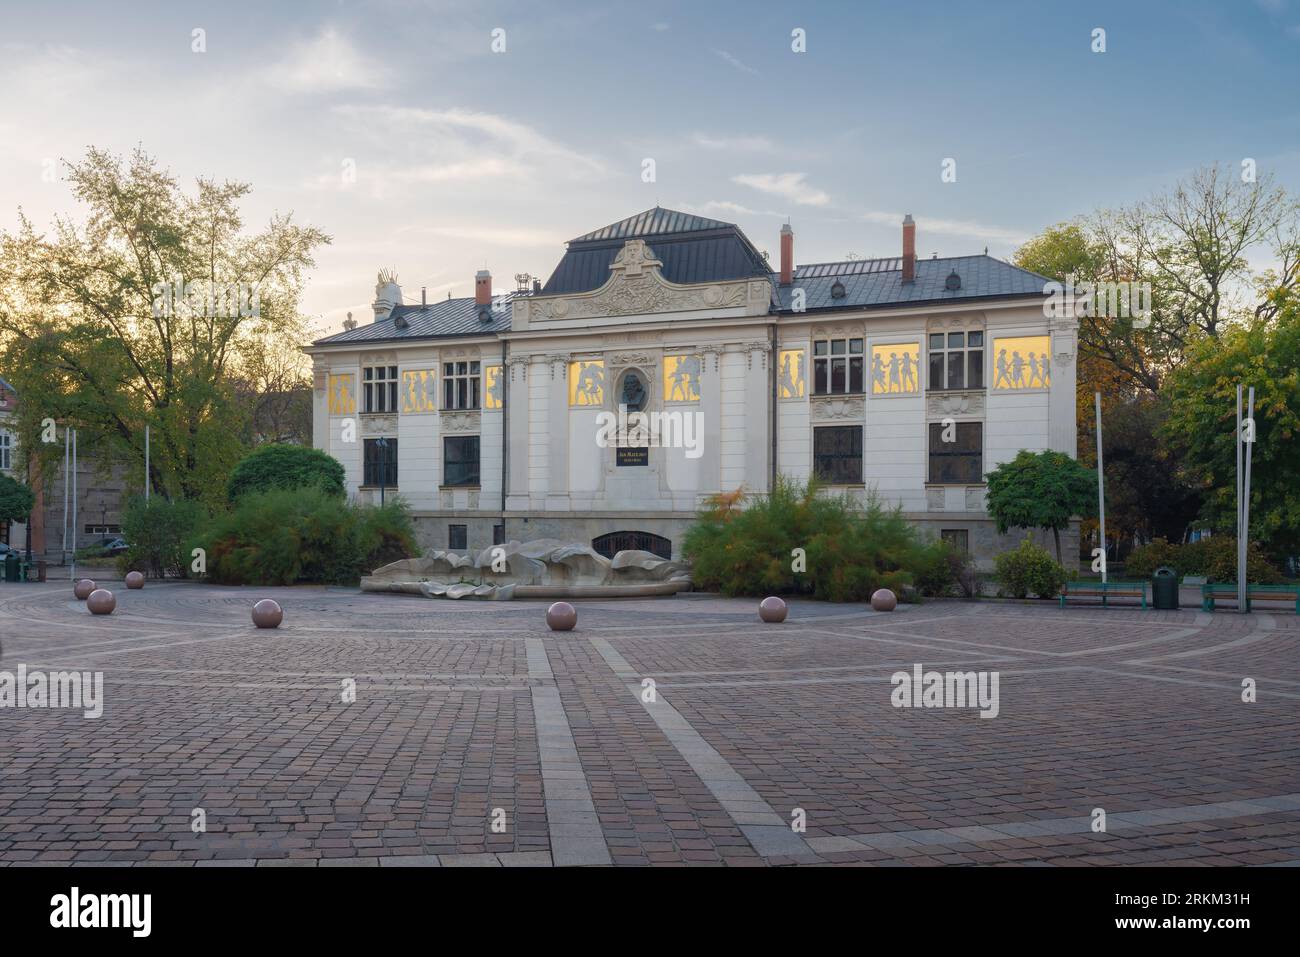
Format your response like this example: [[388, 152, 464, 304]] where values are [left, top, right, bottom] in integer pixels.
[[475, 269, 492, 305], [901, 214, 916, 284], [779, 223, 794, 285]]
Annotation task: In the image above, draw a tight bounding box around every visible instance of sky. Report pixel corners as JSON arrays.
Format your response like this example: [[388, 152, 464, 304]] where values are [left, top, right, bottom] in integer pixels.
[[1, 0, 1298, 341]]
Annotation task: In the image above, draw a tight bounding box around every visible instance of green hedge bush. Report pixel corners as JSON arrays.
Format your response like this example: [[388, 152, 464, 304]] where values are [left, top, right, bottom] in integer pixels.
[[198, 486, 416, 585], [117, 496, 207, 578], [226, 444, 345, 502], [914, 539, 980, 598], [1124, 536, 1282, 583], [682, 477, 926, 602], [994, 537, 1068, 599]]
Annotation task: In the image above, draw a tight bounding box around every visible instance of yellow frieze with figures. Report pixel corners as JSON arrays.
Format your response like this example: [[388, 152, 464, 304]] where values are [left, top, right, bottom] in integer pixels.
[[870, 343, 921, 395], [662, 355, 702, 402], [328, 373, 356, 415], [569, 360, 605, 406], [401, 369, 438, 413], [777, 349, 805, 399], [483, 365, 504, 410], [992, 336, 1052, 390]]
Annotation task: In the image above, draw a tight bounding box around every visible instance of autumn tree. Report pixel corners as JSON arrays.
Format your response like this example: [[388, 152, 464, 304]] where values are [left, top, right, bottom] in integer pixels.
[[0, 147, 329, 504]]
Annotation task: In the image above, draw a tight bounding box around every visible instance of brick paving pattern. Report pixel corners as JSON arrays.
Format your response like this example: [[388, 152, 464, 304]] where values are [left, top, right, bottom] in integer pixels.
[[0, 582, 1297, 866]]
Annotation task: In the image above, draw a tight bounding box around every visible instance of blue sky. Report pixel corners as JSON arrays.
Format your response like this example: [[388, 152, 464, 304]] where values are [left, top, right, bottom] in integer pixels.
[[2, 0, 1298, 338]]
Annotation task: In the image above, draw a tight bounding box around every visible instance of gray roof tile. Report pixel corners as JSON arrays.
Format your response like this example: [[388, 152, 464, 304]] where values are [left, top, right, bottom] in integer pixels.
[[313, 293, 517, 345]]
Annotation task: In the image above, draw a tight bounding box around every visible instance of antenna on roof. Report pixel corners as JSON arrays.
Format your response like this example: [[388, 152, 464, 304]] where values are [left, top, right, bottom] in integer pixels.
[[984, 246, 989, 255]]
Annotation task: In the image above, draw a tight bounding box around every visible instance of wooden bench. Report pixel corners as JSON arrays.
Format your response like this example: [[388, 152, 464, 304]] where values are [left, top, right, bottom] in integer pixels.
[[1060, 580, 1148, 609], [1202, 583, 1300, 614]]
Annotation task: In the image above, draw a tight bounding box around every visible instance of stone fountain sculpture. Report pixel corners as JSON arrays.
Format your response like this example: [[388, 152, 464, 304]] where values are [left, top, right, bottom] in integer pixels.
[[361, 538, 692, 600]]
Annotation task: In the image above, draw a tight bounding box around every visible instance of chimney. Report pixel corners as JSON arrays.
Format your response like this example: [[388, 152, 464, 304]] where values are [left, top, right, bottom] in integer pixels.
[[475, 269, 492, 306], [901, 214, 916, 284], [779, 223, 794, 285], [421, 286, 427, 307]]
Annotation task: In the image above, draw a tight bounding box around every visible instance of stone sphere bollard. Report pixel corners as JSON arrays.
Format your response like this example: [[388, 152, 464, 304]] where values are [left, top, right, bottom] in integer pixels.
[[758, 596, 788, 623], [73, 579, 97, 600], [546, 601, 577, 631], [87, 589, 116, 615], [252, 599, 283, 629], [125, 571, 145, 589], [870, 588, 897, 612]]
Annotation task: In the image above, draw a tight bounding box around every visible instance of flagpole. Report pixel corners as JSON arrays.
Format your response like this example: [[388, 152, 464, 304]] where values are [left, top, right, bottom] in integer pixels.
[[1241, 387, 1255, 614], [1095, 392, 1106, 584]]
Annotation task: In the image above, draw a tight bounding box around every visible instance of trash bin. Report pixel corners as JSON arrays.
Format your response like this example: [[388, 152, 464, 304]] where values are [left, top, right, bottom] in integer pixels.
[[3, 551, 18, 583], [1153, 566, 1180, 610]]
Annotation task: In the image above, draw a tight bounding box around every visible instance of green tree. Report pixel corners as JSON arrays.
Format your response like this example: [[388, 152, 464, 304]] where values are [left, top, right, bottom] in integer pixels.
[[226, 444, 344, 502], [0, 472, 35, 525], [0, 146, 329, 505], [985, 450, 1096, 564], [1161, 297, 1300, 559]]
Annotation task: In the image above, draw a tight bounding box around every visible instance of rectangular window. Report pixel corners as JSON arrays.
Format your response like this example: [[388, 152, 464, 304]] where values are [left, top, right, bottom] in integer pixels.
[[812, 338, 865, 395], [443, 435, 480, 487], [448, 524, 467, 550], [928, 422, 983, 484], [442, 360, 481, 410], [363, 366, 399, 413], [0, 431, 9, 470], [363, 437, 398, 487], [927, 331, 983, 391], [813, 426, 864, 484], [493, 524, 505, 546], [940, 529, 970, 554]]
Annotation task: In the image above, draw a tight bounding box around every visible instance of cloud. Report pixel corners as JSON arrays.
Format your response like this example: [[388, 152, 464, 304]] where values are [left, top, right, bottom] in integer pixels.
[[395, 223, 564, 247], [732, 172, 830, 207], [653, 22, 671, 32], [713, 50, 758, 74], [860, 210, 1029, 244], [693, 133, 775, 152], [262, 27, 390, 93]]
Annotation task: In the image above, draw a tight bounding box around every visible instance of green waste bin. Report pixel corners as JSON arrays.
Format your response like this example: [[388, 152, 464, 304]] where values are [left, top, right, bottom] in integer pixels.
[[3, 552, 19, 583], [1152, 565, 1180, 610]]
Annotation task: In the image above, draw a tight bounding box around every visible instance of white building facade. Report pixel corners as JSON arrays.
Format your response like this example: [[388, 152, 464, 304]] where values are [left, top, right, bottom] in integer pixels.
[[306, 209, 1079, 567]]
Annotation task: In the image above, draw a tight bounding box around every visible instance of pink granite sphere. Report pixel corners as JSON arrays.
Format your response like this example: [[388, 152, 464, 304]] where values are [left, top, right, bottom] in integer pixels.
[[73, 579, 97, 600], [758, 596, 788, 623], [546, 601, 577, 632], [87, 589, 116, 615], [870, 588, 897, 612], [252, 599, 283, 629], [125, 571, 145, 589]]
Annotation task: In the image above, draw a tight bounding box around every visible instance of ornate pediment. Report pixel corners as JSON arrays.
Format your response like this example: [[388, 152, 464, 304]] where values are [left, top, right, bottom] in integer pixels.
[[519, 239, 769, 322]]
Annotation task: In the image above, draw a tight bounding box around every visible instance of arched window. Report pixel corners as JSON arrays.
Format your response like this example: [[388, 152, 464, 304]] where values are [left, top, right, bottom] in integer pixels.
[[592, 531, 671, 561]]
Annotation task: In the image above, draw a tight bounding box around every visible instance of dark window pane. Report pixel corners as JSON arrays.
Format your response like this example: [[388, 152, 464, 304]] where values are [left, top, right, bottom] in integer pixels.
[[444, 363, 453, 376], [968, 331, 983, 347], [830, 357, 846, 392], [444, 378, 454, 409], [363, 368, 373, 381], [849, 356, 864, 393], [814, 359, 828, 395], [814, 340, 828, 357], [849, 338, 863, 354], [470, 377, 480, 409], [831, 339, 846, 355], [929, 333, 943, 350], [444, 435, 480, 487], [813, 426, 863, 484], [456, 361, 467, 376], [947, 354, 965, 390], [948, 332, 964, 348], [968, 350, 984, 389], [929, 354, 944, 390], [448, 525, 467, 550], [470, 361, 480, 374]]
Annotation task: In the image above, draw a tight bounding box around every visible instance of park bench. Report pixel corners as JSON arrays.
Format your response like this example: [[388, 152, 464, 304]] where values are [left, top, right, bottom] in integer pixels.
[[1059, 580, 1149, 609], [1201, 582, 1300, 615]]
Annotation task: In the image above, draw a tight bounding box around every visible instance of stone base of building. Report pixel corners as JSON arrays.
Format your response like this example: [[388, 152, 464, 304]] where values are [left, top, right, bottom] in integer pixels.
[[409, 510, 1081, 571]]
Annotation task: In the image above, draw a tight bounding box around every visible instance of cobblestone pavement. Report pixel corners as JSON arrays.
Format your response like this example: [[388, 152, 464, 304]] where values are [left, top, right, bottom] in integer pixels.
[[1, 582, 1297, 867]]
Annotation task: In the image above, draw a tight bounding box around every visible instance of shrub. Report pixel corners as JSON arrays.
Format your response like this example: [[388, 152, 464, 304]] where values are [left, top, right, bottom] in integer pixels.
[[1124, 536, 1282, 583], [683, 476, 925, 602], [117, 496, 207, 578], [914, 540, 980, 599], [0, 473, 35, 525], [226, 444, 345, 502], [199, 486, 417, 585], [994, 537, 1068, 599]]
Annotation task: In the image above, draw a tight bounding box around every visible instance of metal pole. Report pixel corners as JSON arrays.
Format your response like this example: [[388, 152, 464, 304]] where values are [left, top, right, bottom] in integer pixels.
[[1236, 385, 1243, 612], [70, 429, 77, 582], [144, 424, 150, 500], [1242, 387, 1255, 614], [1095, 392, 1106, 583], [62, 426, 69, 566]]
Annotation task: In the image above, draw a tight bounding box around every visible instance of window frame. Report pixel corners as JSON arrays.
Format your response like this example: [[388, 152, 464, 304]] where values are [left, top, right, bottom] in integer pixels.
[[940, 528, 970, 555], [0, 431, 9, 470], [812, 425, 864, 485], [443, 434, 481, 487], [812, 337, 865, 396], [362, 437, 398, 487], [442, 360, 481, 411], [362, 365, 399, 413], [926, 330, 984, 392], [448, 524, 468, 550], [927, 421, 984, 485]]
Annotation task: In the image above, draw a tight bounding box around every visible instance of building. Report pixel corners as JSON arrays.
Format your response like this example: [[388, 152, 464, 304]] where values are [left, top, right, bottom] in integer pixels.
[[305, 209, 1078, 566]]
